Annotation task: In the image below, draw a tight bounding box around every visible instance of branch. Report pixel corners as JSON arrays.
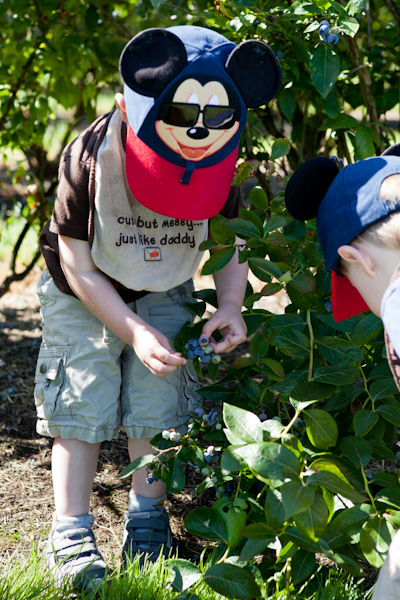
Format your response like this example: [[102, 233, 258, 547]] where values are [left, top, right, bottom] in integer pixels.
[[0, 43, 41, 132], [383, 0, 400, 26], [347, 36, 383, 153]]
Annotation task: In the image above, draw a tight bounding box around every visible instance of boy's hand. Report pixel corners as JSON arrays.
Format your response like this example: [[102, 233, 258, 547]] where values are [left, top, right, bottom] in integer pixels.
[[201, 302, 247, 354], [132, 323, 186, 378]]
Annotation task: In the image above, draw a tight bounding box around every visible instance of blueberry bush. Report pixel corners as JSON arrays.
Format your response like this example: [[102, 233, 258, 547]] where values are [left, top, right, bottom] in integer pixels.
[[2, 0, 400, 598]]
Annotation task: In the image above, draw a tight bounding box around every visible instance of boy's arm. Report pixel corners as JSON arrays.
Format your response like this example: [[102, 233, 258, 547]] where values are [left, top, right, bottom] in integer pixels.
[[58, 235, 186, 377], [201, 237, 248, 353]]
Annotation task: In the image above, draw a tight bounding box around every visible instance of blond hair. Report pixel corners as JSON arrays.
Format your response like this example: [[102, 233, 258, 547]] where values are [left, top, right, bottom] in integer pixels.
[[356, 174, 400, 249]]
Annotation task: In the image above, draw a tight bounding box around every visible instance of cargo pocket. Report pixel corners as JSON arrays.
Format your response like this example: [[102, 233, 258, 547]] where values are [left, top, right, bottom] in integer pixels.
[[34, 347, 68, 420], [177, 360, 202, 417]]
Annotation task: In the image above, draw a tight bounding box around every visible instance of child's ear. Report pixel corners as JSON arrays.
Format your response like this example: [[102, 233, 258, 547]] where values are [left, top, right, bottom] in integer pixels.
[[337, 244, 376, 277], [115, 93, 128, 123]]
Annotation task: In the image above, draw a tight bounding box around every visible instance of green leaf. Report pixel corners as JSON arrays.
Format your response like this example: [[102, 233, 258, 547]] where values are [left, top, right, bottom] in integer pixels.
[[294, 494, 329, 542], [201, 247, 236, 276], [287, 271, 316, 293], [165, 559, 202, 592], [371, 379, 400, 401], [278, 88, 296, 121], [236, 442, 301, 481], [355, 126, 376, 159], [306, 471, 367, 503], [249, 186, 268, 210], [203, 563, 261, 599], [248, 257, 282, 281], [376, 403, 400, 426], [225, 506, 247, 548], [360, 516, 395, 568], [184, 507, 228, 543], [310, 45, 340, 98], [270, 327, 310, 359], [225, 217, 262, 239], [271, 138, 290, 160], [221, 445, 247, 471], [250, 332, 269, 361], [316, 337, 363, 367], [210, 214, 236, 245], [351, 313, 382, 345], [312, 365, 359, 385], [290, 381, 336, 407], [353, 409, 379, 437], [281, 481, 315, 519], [119, 453, 155, 479], [265, 487, 286, 528], [340, 436, 372, 469], [321, 114, 360, 131], [303, 409, 338, 450], [242, 522, 275, 540], [239, 538, 273, 562], [223, 404, 264, 444], [165, 457, 185, 493], [291, 551, 316, 585]]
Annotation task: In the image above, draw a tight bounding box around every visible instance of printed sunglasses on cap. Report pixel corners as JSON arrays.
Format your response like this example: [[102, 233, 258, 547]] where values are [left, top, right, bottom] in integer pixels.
[[162, 103, 237, 129]]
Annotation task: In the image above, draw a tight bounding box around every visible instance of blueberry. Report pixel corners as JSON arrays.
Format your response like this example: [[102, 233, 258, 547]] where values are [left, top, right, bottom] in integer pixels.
[[198, 334, 210, 347], [319, 24, 330, 36], [324, 300, 333, 313], [194, 346, 205, 357], [203, 452, 212, 463], [195, 407, 205, 417], [208, 411, 218, 423], [327, 33, 339, 44], [320, 20, 329, 27], [200, 354, 211, 364], [188, 338, 199, 349], [276, 50, 283, 59], [146, 475, 155, 484], [186, 349, 195, 359], [259, 412, 268, 422]]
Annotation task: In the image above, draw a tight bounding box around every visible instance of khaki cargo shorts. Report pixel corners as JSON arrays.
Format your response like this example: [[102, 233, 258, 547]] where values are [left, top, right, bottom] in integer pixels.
[[34, 270, 201, 443]]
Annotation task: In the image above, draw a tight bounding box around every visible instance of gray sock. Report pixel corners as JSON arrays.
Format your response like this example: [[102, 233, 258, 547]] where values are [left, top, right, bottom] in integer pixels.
[[128, 490, 166, 513]]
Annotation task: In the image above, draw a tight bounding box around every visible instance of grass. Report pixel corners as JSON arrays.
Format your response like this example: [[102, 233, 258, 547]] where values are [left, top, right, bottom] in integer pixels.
[[0, 543, 374, 600]]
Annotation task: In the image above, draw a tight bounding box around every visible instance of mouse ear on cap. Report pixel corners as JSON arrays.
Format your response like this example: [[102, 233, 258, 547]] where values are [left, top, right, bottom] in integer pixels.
[[285, 157, 340, 221], [225, 40, 282, 108], [381, 143, 400, 157], [119, 28, 188, 98]]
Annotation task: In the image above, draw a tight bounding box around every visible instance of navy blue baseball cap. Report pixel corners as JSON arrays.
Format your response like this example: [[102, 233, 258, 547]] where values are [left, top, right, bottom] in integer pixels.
[[285, 152, 400, 321]]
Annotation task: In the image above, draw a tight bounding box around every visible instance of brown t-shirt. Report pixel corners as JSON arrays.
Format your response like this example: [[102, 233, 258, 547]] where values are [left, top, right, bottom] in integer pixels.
[[40, 111, 243, 303]]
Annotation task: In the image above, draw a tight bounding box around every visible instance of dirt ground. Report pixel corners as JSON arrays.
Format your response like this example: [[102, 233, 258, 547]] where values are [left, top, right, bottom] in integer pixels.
[[0, 262, 289, 572]]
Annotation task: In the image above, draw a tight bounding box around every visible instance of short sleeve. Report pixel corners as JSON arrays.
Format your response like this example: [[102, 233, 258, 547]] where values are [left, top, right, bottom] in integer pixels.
[[49, 152, 91, 241]]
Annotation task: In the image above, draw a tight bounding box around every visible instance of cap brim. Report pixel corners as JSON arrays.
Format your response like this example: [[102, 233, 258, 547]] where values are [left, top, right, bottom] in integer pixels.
[[125, 127, 238, 220], [331, 271, 370, 322]]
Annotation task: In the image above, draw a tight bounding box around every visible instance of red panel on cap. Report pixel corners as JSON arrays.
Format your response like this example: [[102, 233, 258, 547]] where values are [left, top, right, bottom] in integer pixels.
[[126, 126, 238, 220], [331, 271, 370, 322]]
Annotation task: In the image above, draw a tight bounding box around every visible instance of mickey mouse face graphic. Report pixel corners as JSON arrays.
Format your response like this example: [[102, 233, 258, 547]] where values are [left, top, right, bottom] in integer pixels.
[[156, 78, 240, 162], [119, 26, 282, 219]]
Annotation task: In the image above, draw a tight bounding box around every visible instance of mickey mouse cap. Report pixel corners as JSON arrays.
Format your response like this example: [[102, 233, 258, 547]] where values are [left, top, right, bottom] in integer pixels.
[[119, 26, 281, 220], [285, 148, 400, 322]]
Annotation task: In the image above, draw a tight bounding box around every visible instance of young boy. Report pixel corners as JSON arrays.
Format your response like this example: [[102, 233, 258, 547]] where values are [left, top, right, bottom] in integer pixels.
[[284, 146, 400, 600], [36, 25, 281, 589]]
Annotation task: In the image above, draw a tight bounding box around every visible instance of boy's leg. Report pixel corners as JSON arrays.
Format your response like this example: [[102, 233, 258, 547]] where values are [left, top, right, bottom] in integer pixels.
[[52, 438, 100, 516], [122, 437, 171, 566], [47, 438, 107, 590]]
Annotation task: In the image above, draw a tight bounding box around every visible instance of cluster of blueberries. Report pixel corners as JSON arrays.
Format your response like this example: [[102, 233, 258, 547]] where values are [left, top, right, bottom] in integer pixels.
[[185, 335, 221, 365], [319, 20, 339, 45]]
